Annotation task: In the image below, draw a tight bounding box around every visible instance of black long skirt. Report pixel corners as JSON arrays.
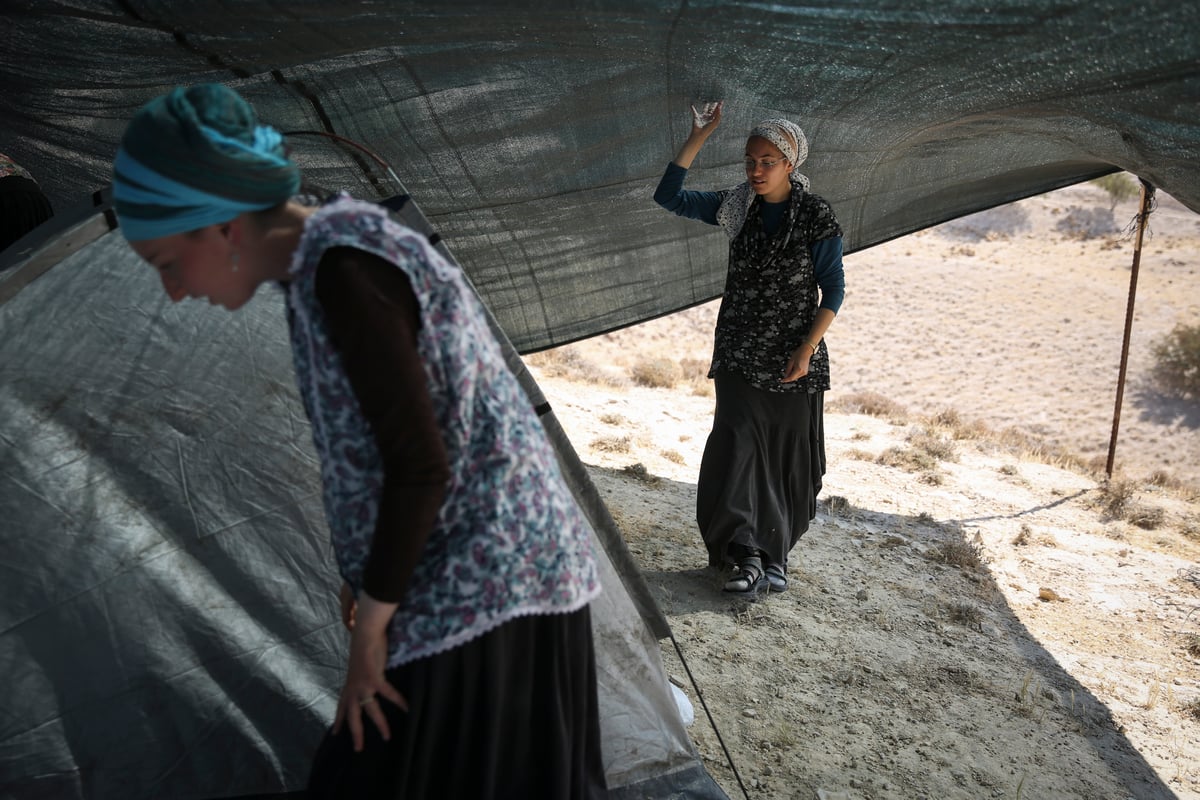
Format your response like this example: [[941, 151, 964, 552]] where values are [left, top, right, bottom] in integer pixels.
[[696, 371, 826, 571], [306, 606, 608, 800]]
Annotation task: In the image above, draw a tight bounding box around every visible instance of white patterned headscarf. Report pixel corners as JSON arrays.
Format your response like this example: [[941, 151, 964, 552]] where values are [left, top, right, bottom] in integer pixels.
[[716, 118, 811, 239]]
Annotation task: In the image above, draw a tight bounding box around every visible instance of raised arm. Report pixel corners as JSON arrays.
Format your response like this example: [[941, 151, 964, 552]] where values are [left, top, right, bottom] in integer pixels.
[[653, 101, 726, 223], [672, 101, 724, 168]]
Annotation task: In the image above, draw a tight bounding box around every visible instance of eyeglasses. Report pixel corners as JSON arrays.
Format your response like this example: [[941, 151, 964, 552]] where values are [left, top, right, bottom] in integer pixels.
[[744, 157, 785, 171]]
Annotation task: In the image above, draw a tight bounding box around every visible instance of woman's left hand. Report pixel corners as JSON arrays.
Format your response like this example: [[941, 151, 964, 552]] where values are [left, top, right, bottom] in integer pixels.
[[781, 346, 813, 383], [332, 592, 407, 752]]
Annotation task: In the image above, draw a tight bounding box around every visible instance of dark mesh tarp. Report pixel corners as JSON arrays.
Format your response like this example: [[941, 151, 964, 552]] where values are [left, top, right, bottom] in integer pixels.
[[3, 2, 1199, 798], [2, 1, 1197, 353]]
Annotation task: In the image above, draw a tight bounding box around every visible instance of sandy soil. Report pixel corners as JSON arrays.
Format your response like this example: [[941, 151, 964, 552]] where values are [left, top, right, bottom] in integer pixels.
[[525, 181, 1200, 800]]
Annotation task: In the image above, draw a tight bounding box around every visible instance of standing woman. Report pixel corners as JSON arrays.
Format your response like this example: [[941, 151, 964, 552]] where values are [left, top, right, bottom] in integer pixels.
[[653, 102, 845, 595], [112, 84, 608, 799]]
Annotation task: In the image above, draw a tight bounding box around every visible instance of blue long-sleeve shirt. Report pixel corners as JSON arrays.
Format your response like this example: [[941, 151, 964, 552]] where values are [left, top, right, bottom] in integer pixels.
[[654, 162, 845, 313]]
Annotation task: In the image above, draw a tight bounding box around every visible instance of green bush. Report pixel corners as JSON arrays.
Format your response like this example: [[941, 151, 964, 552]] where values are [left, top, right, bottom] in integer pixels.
[[1091, 172, 1140, 211], [1150, 323, 1200, 399]]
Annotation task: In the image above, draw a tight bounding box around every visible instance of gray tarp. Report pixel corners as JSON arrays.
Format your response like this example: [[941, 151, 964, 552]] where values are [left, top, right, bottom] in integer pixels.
[[0, 191, 726, 799], [2, 1, 1199, 798], [3, 1, 1197, 353]]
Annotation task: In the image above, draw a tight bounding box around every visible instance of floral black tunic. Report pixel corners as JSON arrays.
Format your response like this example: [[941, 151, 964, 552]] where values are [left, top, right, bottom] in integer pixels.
[[712, 182, 843, 393]]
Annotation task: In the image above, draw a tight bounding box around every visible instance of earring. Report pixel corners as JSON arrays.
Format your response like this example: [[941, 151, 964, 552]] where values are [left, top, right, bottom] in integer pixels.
[[231, 250, 240, 273]]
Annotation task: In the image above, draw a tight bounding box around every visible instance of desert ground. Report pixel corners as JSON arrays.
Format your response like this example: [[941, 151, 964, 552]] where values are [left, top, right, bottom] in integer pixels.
[[525, 180, 1200, 800]]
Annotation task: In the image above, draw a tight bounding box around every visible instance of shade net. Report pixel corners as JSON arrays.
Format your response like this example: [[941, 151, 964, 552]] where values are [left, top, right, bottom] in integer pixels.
[[1, 2, 1198, 797], [2, 0, 1197, 353]]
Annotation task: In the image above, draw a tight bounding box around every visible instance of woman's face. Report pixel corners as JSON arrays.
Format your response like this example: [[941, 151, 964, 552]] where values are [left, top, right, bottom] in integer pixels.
[[744, 135, 792, 202], [131, 224, 255, 310]]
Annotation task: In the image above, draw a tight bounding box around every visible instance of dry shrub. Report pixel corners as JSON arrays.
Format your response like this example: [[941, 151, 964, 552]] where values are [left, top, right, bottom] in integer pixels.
[[1096, 479, 1136, 519], [591, 435, 632, 453], [630, 357, 682, 388], [1150, 323, 1200, 399], [930, 408, 990, 440], [907, 428, 958, 463], [930, 540, 983, 571], [994, 426, 1090, 472], [525, 346, 623, 386], [1185, 699, 1200, 723], [877, 446, 938, 473], [832, 391, 908, 422], [1183, 633, 1200, 659], [661, 449, 685, 465], [824, 495, 851, 515], [1013, 524, 1032, 546], [679, 357, 714, 397], [845, 448, 875, 462], [622, 462, 662, 486], [1179, 517, 1200, 542], [1127, 504, 1165, 530]]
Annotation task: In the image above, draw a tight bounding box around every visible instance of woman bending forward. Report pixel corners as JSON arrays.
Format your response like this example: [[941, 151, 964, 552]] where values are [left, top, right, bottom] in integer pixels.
[[112, 83, 608, 799]]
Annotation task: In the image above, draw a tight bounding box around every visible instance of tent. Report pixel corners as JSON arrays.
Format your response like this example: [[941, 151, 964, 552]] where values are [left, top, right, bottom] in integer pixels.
[[0, 186, 727, 799], [2, 1, 1197, 798]]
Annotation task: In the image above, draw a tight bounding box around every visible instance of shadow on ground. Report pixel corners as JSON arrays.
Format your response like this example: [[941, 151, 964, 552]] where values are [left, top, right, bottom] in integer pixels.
[[588, 464, 1181, 800]]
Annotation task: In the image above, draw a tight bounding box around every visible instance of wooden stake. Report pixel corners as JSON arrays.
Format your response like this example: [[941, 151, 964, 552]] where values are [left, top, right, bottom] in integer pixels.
[[1106, 179, 1155, 479]]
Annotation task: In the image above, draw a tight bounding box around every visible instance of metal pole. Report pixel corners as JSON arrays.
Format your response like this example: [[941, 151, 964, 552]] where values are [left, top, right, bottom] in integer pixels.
[[1106, 179, 1155, 479]]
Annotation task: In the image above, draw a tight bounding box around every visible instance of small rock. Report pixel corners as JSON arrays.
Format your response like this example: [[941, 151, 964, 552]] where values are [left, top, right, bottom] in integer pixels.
[[856, 588, 869, 601], [742, 709, 758, 719]]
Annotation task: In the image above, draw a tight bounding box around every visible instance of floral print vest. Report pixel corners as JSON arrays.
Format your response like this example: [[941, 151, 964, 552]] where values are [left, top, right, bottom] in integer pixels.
[[286, 196, 600, 667]]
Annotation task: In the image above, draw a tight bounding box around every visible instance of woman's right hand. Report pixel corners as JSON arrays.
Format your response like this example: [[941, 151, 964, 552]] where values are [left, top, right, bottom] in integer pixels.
[[690, 100, 723, 137], [332, 592, 407, 753]]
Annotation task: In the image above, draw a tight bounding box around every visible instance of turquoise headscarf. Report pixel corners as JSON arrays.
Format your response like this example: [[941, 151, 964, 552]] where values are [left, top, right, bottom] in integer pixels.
[[112, 84, 301, 241]]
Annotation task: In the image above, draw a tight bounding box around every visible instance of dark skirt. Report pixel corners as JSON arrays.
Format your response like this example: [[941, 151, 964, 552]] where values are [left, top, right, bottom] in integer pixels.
[[0, 175, 54, 253], [306, 606, 608, 800], [696, 371, 826, 571]]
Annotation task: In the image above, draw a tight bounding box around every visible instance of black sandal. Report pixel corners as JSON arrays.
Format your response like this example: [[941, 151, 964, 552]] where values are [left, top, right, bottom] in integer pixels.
[[765, 563, 788, 593], [723, 557, 767, 594]]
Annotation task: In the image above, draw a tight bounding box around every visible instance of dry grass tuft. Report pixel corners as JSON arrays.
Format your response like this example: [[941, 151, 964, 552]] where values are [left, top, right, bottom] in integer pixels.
[[877, 446, 938, 473], [1182, 633, 1200, 659], [599, 412, 627, 426], [929, 408, 990, 440], [1184, 699, 1200, 723], [621, 462, 663, 486], [1013, 524, 1033, 546], [630, 357, 682, 389], [1095, 479, 1136, 519], [824, 495, 851, 515], [907, 428, 959, 462], [661, 449, 685, 465], [591, 435, 632, 453], [525, 345, 626, 386], [677, 358, 715, 397], [1127, 504, 1166, 530], [930, 539, 984, 571], [831, 391, 909, 422]]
